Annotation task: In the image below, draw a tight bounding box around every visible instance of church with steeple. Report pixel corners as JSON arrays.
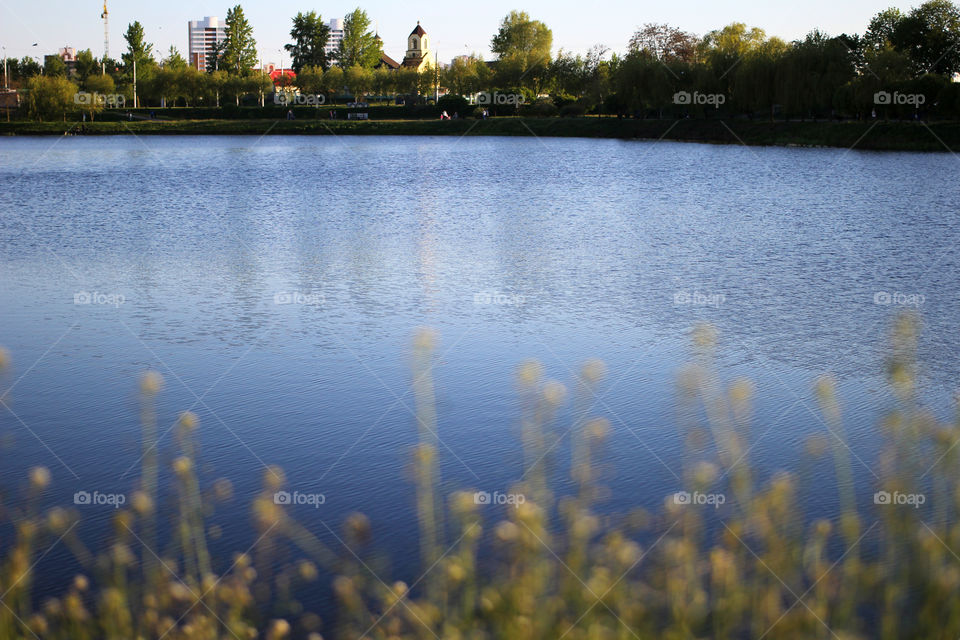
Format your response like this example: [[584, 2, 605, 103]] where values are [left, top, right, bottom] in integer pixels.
[[373, 21, 434, 73], [400, 22, 432, 72]]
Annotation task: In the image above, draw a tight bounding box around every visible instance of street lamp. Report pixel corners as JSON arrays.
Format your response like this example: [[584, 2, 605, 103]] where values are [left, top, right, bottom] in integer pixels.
[[2, 46, 7, 90]]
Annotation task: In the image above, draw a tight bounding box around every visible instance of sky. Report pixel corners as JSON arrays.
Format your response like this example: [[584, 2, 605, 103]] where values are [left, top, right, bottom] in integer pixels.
[[2, 0, 907, 67]]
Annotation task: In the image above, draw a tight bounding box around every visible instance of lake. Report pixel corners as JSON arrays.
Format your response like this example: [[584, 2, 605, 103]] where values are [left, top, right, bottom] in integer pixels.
[[1, 134, 958, 609]]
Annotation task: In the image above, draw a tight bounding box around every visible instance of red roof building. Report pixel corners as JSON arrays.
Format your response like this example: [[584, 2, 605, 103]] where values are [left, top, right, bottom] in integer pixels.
[[255, 63, 297, 85]]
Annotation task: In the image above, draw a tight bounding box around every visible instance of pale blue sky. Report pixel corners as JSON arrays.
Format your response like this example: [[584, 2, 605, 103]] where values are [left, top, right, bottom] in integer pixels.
[[2, 0, 904, 66]]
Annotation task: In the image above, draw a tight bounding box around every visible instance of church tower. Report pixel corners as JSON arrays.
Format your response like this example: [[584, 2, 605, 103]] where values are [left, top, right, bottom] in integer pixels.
[[401, 22, 431, 72]]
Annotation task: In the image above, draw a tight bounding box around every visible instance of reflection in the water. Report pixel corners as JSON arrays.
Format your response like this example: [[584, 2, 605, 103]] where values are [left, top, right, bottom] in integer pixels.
[[0, 135, 958, 605]]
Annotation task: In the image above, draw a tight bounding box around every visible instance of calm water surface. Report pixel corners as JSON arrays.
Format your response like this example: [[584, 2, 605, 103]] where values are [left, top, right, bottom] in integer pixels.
[[1, 134, 958, 605]]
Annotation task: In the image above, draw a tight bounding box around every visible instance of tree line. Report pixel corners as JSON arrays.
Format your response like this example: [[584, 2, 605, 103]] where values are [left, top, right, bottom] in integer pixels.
[[8, 1, 960, 121]]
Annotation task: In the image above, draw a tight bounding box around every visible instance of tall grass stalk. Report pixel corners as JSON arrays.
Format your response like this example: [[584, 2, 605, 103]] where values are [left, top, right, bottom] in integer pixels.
[[1, 314, 959, 638]]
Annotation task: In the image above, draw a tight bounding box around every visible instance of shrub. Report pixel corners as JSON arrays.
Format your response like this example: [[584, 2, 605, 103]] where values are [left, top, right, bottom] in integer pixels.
[[437, 94, 470, 117], [560, 102, 587, 117], [529, 97, 559, 117]]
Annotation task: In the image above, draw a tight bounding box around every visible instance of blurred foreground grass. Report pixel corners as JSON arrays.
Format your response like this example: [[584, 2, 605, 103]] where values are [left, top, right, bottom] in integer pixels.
[[0, 313, 956, 639]]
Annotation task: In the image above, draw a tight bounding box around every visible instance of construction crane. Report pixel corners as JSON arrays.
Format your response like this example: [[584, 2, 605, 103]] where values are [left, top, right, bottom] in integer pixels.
[[101, 0, 109, 60]]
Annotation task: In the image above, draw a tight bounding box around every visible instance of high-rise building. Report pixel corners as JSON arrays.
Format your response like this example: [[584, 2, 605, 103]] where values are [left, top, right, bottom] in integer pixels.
[[325, 18, 344, 59], [188, 16, 226, 71]]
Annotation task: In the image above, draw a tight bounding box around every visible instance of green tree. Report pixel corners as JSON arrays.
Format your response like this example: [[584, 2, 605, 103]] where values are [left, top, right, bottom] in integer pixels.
[[24, 75, 77, 121], [247, 73, 274, 106], [122, 21, 155, 107], [101, 57, 124, 83], [613, 51, 675, 117], [394, 67, 419, 96], [204, 70, 228, 106], [865, 46, 914, 83], [336, 8, 382, 68], [297, 65, 325, 95], [148, 66, 181, 106], [43, 55, 67, 77], [865, 7, 905, 51], [733, 39, 787, 119], [445, 55, 481, 96], [80, 73, 115, 120], [177, 66, 206, 105], [122, 21, 155, 71], [222, 74, 246, 104], [19, 57, 42, 78], [163, 46, 188, 70], [74, 49, 100, 82], [345, 65, 373, 101], [582, 46, 612, 113], [699, 23, 769, 100], [416, 66, 435, 96], [775, 31, 854, 120], [372, 66, 393, 101], [323, 65, 344, 97], [222, 5, 258, 76], [628, 23, 698, 62], [490, 11, 553, 89], [84, 72, 115, 95], [206, 40, 226, 73], [286, 11, 330, 73], [893, 0, 960, 74], [548, 51, 585, 97]]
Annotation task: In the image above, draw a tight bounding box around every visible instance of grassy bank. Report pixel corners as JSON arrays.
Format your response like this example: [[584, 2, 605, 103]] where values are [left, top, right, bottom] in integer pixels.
[[1, 315, 958, 639], [2, 117, 960, 151]]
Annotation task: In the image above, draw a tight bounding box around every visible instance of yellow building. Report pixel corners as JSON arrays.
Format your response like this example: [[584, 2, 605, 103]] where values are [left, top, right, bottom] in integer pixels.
[[401, 22, 432, 72]]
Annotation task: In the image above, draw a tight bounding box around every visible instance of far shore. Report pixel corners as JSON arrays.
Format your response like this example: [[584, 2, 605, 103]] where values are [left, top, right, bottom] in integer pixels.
[[2, 117, 958, 152]]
